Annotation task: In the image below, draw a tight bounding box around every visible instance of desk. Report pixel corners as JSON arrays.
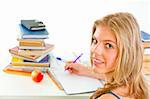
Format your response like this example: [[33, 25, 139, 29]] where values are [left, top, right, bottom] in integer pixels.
[[0, 69, 90, 99], [0, 54, 91, 99], [0, 52, 149, 98]]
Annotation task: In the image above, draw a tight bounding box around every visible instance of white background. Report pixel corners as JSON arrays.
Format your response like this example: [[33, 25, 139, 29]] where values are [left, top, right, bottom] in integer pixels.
[[0, 0, 149, 68]]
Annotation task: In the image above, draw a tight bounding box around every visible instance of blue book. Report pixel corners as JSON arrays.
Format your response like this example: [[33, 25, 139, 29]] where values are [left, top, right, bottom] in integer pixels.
[[141, 31, 150, 42], [24, 55, 50, 63], [19, 24, 49, 39]]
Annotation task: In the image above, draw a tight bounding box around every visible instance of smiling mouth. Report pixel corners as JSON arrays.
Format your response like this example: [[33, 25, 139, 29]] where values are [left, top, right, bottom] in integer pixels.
[[92, 58, 104, 66]]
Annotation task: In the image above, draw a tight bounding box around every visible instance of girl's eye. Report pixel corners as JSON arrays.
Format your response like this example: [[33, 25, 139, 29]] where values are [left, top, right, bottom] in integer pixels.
[[105, 43, 113, 49], [92, 39, 97, 44]]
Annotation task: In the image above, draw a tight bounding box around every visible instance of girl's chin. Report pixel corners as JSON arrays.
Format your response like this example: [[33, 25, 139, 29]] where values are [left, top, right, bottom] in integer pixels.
[[93, 62, 105, 68], [92, 66, 105, 74]]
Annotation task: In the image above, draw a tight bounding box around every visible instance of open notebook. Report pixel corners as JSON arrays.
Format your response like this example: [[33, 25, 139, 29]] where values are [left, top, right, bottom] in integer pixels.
[[47, 58, 103, 95]]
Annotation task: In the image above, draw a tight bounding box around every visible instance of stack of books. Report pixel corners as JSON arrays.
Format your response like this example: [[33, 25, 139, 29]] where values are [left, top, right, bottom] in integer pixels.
[[141, 31, 150, 62], [3, 20, 54, 76], [141, 31, 150, 74]]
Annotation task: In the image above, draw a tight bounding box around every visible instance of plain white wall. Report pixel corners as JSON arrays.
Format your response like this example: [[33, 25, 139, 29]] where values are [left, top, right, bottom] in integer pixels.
[[0, 0, 149, 68]]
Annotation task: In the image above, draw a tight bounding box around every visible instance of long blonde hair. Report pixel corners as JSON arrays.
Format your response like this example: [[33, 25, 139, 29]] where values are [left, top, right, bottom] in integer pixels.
[[90, 12, 149, 99]]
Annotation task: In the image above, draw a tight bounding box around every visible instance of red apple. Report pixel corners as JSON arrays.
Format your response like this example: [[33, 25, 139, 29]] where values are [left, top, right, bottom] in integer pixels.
[[31, 70, 44, 83]]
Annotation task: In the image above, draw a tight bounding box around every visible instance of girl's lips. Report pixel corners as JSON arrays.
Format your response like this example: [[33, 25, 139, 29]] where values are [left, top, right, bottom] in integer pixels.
[[93, 58, 104, 66]]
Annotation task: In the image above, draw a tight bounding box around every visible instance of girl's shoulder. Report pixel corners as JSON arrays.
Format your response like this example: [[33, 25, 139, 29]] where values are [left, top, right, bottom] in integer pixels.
[[97, 91, 120, 99], [97, 94, 118, 99]]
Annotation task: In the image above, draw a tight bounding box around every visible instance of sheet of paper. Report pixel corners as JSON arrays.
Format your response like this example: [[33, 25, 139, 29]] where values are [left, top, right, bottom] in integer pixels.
[[49, 59, 103, 95]]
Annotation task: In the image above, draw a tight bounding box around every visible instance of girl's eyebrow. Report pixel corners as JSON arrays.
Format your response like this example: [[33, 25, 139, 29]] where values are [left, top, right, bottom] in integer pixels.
[[92, 35, 117, 45], [103, 40, 117, 44]]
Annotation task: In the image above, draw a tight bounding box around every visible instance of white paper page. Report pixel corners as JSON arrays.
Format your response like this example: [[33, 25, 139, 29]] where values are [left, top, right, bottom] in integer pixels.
[[144, 48, 150, 55], [50, 59, 103, 95]]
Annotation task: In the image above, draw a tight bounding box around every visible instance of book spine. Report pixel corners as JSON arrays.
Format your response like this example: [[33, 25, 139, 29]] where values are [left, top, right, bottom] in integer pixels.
[[19, 46, 45, 50], [11, 62, 50, 67], [143, 55, 150, 62], [19, 41, 45, 47], [143, 42, 150, 48]]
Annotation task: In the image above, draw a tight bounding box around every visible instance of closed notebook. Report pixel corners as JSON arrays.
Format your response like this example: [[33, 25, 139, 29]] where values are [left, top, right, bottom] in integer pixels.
[[19, 24, 49, 39], [48, 59, 103, 95]]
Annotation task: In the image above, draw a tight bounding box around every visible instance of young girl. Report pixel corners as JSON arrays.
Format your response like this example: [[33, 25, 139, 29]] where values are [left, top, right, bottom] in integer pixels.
[[65, 12, 149, 99]]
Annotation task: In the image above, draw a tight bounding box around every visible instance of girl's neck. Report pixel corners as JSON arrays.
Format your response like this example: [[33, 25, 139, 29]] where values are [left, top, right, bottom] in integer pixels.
[[104, 72, 113, 82]]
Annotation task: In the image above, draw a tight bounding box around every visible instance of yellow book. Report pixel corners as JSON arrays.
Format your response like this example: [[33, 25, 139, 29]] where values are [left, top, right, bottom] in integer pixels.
[[11, 57, 23, 63]]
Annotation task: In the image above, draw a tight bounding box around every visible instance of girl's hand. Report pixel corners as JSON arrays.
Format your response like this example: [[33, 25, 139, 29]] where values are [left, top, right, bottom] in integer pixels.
[[65, 62, 90, 76], [65, 62, 105, 80]]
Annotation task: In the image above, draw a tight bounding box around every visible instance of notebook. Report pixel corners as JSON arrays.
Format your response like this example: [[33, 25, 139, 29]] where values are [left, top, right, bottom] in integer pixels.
[[47, 59, 103, 95]]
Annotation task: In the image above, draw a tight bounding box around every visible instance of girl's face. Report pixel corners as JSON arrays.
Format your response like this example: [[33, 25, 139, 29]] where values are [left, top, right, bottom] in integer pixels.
[[91, 26, 118, 74]]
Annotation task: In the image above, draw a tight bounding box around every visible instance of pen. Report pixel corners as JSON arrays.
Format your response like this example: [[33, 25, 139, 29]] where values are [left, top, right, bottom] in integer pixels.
[[72, 52, 81, 62], [73, 53, 83, 63], [56, 57, 67, 63], [65, 53, 83, 71]]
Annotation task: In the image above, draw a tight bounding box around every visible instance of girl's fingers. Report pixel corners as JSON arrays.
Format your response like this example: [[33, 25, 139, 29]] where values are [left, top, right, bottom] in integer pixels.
[[65, 65, 73, 71]]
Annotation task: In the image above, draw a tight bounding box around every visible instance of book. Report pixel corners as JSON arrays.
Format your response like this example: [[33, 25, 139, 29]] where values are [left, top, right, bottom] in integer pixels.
[[141, 31, 150, 42], [18, 39, 45, 47], [143, 42, 150, 48], [11, 53, 49, 62], [19, 46, 46, 50], [47, 59, 103, 95], [3, 64, 49, 76], [24, 54, 50, 63], [144, 55, 150, 62], [11, 57, 23, 62], [143, 62, 150, 74], [9, 44, 54, 62], [3, 65, 31, 76], [21, 20, 45, 31], [11, 55, 50, 67], [19, 24, 49, 39], [143, 48, 150, 62]]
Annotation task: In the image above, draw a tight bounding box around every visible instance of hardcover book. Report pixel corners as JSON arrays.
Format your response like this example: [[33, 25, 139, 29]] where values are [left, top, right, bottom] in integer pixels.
[[141, 31, 150, 42], [9, 44, 54, 61], [21, 20, 45, 31], [19, 24, 49, 39]]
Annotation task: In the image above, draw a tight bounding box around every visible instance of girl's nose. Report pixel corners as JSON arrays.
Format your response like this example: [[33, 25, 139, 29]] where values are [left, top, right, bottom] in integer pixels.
[[91, 44, 103, 56]]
